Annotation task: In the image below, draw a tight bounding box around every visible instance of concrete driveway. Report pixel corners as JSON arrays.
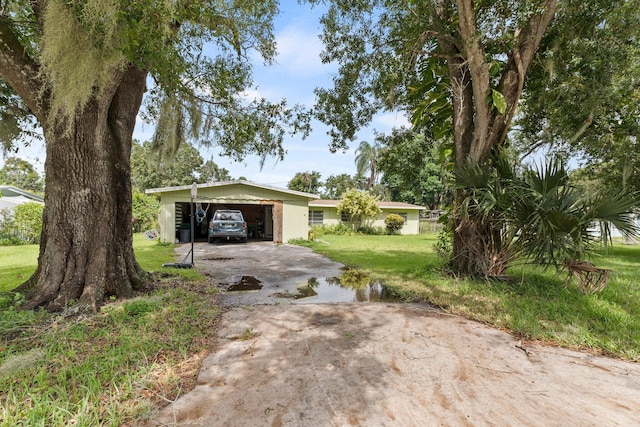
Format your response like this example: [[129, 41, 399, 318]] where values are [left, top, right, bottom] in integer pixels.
[[175, 241, 347, 306]]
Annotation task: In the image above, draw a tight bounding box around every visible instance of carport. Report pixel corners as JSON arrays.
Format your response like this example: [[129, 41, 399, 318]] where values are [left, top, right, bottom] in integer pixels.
[[145, 180, 319, 244]]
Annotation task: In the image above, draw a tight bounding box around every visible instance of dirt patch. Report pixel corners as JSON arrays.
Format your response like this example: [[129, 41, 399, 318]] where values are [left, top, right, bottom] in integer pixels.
[[153, 303, 640, 426]]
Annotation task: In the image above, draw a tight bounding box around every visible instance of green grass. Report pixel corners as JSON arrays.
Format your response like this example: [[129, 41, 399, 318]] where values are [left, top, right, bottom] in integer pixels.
[[296, 234, 640, 360], [0, 234, 200, 291], [0, 235, 219, 426], [0, 244, 39, 292]]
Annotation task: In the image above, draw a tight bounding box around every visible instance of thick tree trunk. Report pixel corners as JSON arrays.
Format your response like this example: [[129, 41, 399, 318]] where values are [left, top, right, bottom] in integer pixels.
[[17, 65, 148, 312], [449, 213, 512, 278], [445, 0, 558, 276]]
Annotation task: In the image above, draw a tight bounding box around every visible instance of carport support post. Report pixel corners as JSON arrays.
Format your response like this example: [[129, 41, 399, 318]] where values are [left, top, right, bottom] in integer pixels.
[[190, 182, 197, 267]]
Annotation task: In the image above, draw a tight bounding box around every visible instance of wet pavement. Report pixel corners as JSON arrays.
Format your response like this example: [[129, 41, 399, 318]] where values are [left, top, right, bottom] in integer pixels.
[[173, 241, 400, 306]]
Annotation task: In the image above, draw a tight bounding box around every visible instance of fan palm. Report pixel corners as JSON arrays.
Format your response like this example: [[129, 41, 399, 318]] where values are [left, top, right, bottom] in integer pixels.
[[453, 155, 639, 285]]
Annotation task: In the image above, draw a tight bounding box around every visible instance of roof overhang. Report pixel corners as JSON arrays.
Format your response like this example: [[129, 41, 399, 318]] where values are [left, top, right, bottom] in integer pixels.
[[145, 180, 320, 200], [309, 199, 425, 210]]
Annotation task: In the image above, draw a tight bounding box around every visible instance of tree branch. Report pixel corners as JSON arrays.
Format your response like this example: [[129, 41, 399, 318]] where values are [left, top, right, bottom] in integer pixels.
[[490, 0, 558, 151], [457, 0, 492, 162], [0, 15, 45, 120]]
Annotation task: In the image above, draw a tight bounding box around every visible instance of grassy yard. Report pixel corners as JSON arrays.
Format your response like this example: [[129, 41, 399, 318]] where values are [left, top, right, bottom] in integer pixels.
[[0, 244, 39, 292], [295, 234, 640, 360], [2, 233, 639, 424], [0, 235, 219, 426]]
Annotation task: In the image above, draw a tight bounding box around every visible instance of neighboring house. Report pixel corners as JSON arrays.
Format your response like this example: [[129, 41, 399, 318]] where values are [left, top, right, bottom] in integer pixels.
[[146, 180, 319, 244], [0, 185, 44, 212], [308, 200, 425, 235]]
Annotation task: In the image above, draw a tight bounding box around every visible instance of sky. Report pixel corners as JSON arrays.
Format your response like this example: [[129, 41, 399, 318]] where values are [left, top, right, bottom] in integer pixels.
[[194, 1, 411, 186], [0, 1, 410, 188]]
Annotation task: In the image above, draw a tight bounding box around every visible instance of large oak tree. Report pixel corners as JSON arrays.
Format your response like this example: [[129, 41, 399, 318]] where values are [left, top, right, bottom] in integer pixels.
[[0, 0, 309, 311], [309, 0, 638, 275]]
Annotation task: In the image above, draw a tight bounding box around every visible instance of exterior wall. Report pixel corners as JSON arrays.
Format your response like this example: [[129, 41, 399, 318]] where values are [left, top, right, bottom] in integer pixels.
[[155, 183, 313, 243], [281, 199, 312, 242], [308, 207, 421, 234], [308, 207, 340, 228], [376, 209, 420, 235]]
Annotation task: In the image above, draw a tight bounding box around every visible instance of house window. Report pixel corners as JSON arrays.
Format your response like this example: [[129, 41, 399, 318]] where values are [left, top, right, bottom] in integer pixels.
[[340, 212, 349, 222], [309, 210, 324, 226]]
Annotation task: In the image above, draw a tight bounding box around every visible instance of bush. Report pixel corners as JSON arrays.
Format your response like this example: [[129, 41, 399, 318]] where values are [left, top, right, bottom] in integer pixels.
[[357, 225, 385, 235], [308, 224, 358, 240], [0, 203, 43, 245], [132, 191, 160, 233], [433, 230, 452, 263], [0, 208, 15, 243], [336, 189, 381, 230], [13, 202, 44, 243], [384, 214, 405, 235]]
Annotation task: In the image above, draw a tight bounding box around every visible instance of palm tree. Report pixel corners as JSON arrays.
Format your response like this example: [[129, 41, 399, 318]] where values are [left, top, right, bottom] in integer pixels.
[[452, 154, 639, 291], [355, 140, 380, 189]]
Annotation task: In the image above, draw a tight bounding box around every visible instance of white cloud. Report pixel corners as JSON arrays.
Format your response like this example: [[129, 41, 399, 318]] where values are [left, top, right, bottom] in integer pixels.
[[273, 26, 330, 78], [372, 112, 411, 131]]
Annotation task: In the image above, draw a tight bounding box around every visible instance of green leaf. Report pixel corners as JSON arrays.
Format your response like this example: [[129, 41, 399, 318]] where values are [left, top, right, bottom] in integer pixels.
[[491, 89, 507, 115]]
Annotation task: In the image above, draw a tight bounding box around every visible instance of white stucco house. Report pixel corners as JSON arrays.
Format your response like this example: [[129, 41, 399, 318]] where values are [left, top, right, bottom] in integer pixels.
[[146, 180, 320, 243], [146, 181, 426, 243], [308, 199, 424, 235]]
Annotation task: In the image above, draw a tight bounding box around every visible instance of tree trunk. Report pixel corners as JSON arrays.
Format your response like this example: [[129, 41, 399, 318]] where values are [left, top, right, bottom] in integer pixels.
[[445, 0, 558, 276], [449, 213, 512, 278], [17, 65, 148, 312]]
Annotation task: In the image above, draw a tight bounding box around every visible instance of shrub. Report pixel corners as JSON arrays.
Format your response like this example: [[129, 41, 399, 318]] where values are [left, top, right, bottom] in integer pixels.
[[433, 230, 453, 263], [132, 191, 160, 233], [384, 214, 405, 235], [0, 203, 43, 245], [13, 202, 44, 243], [336, 189, 381, 230], [0, 208, 15, 243], [357, 225, 385, 235], [308, 223, 358, 240]]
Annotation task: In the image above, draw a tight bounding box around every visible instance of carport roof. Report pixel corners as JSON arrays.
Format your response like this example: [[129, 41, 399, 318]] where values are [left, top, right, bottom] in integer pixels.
[[0, 185, 44, 202], [145, 180, 320, 199]]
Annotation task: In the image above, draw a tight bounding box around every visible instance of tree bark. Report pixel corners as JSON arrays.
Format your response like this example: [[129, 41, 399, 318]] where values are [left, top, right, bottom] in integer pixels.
[[16, 65, 149, 312]]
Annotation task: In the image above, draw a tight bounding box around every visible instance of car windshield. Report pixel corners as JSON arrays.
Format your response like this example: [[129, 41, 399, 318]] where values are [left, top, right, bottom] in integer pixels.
[[215, 212, 242, 221]]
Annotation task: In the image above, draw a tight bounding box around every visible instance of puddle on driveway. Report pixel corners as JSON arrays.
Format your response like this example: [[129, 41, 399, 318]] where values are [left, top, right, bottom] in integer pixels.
[[279, 267, 401, 303], [226, 275, 262, 292]]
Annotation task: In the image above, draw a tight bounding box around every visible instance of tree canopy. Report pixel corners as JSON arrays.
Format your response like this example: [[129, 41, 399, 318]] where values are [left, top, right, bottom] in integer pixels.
[[0, 0, 311, 311], [377, 128, 450, 210], [1, 0, 311, 160], [0, 157, 44, 193], [354, 139, 381, 189], [309, 0, 640, 275], [287, 171, 323, 194], [323, 173, 366, 199], [130, 140, 230, 191]]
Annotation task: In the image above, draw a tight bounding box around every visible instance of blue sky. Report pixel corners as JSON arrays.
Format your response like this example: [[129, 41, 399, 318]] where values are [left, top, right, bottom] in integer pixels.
[[1, 1, 410, 187]]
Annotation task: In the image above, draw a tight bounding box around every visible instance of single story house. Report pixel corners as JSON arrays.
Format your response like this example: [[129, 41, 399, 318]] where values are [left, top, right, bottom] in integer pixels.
[[0, 185, 44, 211], [308, 199, 424, 235], [146, 181, 426, 243], [146, 180, 320, 243]]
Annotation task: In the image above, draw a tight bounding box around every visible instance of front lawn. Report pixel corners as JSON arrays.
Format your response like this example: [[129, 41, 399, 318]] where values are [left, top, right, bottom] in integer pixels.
[[0, 244, 39, 292], [0, 235, 218, 426], [295, 234, 640, 360]]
